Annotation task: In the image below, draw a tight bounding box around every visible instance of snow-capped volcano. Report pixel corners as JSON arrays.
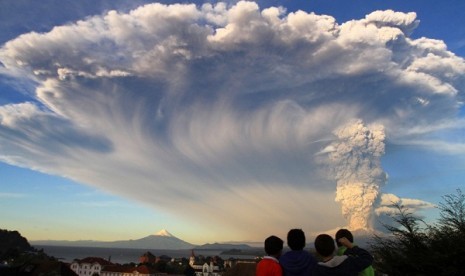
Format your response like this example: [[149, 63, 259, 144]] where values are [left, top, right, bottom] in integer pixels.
[[155, 229, 174, 237]]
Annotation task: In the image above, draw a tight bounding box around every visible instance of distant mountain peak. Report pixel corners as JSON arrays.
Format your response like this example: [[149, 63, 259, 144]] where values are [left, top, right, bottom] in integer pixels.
[[155, 229, 173, 237]]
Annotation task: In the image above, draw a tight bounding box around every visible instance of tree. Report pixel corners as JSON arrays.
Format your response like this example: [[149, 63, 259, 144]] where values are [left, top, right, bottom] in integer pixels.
[[370, 189, 465, 276], [428, 189, 465, 275], [370, 203, 433, 275]]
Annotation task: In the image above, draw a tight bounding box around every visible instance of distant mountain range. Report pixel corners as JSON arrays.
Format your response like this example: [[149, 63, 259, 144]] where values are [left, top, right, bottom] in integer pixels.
[[30, 229, 260, 250], [31, 229, 195, 250]]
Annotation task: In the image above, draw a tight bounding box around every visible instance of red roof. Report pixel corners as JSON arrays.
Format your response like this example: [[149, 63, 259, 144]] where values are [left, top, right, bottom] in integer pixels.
[[135, 265, 153, 273], [141, 251, 155, 257], [76, 257, 113, 266]]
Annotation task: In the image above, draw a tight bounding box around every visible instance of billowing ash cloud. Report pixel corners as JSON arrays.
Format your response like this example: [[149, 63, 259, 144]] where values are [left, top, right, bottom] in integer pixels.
[[323, 120, 387, 230], [1, 1, 464, 239]]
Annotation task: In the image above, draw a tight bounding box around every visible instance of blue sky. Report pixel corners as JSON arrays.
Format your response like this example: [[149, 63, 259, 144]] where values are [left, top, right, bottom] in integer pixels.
[[1, 0, 465, 245]]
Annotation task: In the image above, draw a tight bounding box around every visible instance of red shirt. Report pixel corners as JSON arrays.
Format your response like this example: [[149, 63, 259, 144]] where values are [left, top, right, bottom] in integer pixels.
[[256, 256, 282, 276]]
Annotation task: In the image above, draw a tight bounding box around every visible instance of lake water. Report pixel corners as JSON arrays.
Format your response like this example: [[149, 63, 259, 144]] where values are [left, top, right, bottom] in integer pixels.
[[34, 245, 256, 264]]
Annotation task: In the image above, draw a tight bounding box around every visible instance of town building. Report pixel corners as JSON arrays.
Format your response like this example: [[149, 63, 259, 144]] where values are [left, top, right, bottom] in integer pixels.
[[139, 251, 156, 264], [189, 250, 222, 276], [70, 257, 113, 276], [100, 264, 160, 276], [156, 254, 172, 264]]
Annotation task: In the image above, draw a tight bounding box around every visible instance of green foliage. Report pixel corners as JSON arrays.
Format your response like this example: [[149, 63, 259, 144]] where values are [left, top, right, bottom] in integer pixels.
[[370, 189, 465, 276], [437, 189, 465, 234]]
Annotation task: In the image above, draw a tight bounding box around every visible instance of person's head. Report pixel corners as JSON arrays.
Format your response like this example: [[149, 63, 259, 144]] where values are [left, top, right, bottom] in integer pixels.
[[335, 229, 353, 247], [264, 235, 284, 257], [314, 234, 335, 258], [287, 229, 306, 250]]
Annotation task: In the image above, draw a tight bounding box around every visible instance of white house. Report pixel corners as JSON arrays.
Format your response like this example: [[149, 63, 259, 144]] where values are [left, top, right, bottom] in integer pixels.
[[189, 250, 222, 276], [70, 257, 113, 276], [197, 262, 221, 276]]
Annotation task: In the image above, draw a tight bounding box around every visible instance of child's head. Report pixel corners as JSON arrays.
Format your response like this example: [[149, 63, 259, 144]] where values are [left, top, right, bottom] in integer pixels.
[[287, 229, 306, 250], [264, 235, 284, 256], [335, 229, 353, 247], [314, 234, 335, 258]]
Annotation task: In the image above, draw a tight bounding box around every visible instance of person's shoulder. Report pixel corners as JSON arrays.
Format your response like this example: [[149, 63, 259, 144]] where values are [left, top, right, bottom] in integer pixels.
[[345, 246, 372, 258], [280, 250, 306, 259], [279, 250, 293, 259], [312, 256, 358, 275], [262, 256, 279, 263], [311, 262, 331, 276], [342, 247, 373, 272], [257, 258, 280, 269], [256, 258, 282, 276], [278, 252, 289, 264]]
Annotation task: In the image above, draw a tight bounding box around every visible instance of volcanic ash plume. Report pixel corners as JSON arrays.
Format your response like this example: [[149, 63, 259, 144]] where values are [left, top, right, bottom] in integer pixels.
[[326, 120, 387, 230]]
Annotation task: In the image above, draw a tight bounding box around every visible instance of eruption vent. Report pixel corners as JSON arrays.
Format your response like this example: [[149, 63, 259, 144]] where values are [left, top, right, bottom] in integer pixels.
[[327, 120, 387, 230]]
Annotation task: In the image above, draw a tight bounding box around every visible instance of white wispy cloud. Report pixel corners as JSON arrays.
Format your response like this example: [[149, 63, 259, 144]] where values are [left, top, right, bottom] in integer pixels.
[[375, 193, 436, 216], [0, 1, 464, 239], [0, 192, 28, 198]]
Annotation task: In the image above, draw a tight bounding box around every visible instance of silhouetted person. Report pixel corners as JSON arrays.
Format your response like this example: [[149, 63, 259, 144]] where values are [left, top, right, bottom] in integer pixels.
[[280, 229, 317, 276], [312, 234, 373, 276], [256, 235, 284, 276], [335, 229, 374, 276]]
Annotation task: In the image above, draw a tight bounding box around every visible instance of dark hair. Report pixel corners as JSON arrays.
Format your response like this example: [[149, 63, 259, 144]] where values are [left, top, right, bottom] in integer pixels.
[[287, 229, 306, 250], [314, 234, 335, 257], [264, 235, 284, 256], [335, 229, 353, 247]]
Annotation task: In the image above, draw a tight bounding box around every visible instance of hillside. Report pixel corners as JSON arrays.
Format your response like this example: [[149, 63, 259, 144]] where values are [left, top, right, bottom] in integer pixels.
[[0, 229, 34, 260]]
